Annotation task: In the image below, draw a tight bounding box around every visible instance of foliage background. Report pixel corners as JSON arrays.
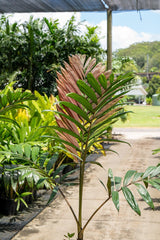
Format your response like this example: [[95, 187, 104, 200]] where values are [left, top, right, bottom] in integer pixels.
[[113, 41, 160, 97], [0, 15, 104, 96], [114, 41, 160, 72]]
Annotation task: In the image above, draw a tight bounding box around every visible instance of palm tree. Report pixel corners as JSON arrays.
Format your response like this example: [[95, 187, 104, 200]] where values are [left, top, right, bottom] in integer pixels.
[[53, 54, 133, 239]]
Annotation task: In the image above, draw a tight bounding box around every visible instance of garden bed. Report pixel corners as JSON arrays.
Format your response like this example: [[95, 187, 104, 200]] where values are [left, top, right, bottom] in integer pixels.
[[0, 190, 51, 240]]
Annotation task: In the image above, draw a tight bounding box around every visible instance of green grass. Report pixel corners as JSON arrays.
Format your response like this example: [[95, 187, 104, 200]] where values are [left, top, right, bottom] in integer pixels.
[[115, 105, 160, 128]]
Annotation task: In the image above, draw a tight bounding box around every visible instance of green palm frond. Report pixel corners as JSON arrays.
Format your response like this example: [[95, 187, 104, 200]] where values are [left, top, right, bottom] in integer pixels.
[[0, 87, 37, 125]]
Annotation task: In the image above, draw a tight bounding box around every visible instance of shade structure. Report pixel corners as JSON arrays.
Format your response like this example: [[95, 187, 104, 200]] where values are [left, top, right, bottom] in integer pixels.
[[1, 0, 160, 72], [1, 0, 160, 13], [104, 0, 160, 11], [0, 0, 106, 13]]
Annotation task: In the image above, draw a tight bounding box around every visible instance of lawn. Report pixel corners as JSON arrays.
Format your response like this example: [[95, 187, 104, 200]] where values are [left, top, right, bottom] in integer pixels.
[[114, 105, 160, 128]]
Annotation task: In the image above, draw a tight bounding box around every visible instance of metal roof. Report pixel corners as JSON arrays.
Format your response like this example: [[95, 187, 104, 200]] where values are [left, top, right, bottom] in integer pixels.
[[1, 0, 160, 13], [126, 85, 147, 96], [0, 0, 105, 13], [105, 0, 160, 11]]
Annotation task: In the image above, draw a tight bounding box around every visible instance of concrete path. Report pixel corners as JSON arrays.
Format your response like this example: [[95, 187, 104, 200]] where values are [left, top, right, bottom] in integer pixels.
[[13, 128, 160, 240], [113, 127, 160, 139]]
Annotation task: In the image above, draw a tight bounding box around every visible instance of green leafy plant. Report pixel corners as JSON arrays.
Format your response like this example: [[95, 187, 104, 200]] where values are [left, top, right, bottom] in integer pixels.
[[64, 232, 75, 240], [0, 142, 65, 214], [0, 82, 69, 215], [146, 96, 152, 105], [14, 191, 32, 211], [0, 143, 59, 190], [0, 164, 36, 215], [8, 90, 56, 145], [0, 83, 73, 212], [0, 82, 36, 125], [0, 84, 57, 150]]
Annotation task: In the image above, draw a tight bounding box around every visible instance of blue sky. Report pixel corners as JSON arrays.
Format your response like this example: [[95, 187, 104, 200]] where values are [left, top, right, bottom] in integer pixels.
[[113, 11, 159, 34], [81, 10, 160, 34], [4, 10, 160, 51], [80, 10, 160, 50]]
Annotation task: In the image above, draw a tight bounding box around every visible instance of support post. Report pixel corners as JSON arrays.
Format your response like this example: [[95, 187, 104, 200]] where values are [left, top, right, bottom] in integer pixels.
[[107, 8, 112, 70]]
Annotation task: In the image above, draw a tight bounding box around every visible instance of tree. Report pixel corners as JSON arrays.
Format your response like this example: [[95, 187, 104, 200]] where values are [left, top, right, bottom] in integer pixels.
[[114, 41, 160, 72], [148, 53, 160, 71], [112, 56, 138, 74], [147, 75, 160, 97], [0, 15, 21, 88]]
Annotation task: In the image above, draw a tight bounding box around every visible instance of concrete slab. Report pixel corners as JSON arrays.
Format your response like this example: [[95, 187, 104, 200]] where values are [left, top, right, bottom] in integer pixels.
[[113, 127, 160, 139]]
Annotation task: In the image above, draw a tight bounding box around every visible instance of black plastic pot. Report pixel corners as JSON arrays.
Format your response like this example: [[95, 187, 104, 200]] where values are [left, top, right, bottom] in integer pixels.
[[0, 198, 19, 216], [0, 190, 37, 216]]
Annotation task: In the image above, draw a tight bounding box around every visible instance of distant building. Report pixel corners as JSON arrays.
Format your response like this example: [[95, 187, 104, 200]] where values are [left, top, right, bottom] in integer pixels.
[[126, 85, 147, 104]]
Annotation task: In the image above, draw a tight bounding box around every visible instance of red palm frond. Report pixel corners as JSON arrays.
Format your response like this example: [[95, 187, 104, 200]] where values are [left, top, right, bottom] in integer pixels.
[[55, 54, 114, 160]]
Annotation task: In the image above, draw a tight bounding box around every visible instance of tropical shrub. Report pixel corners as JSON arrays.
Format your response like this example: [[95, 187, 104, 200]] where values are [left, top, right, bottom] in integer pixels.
[[0, 165, 34, 212], [0, 83, 56, 148], [0, 143, 61, 214], [147, 75, 160, 97], [0, 84, 56, 210], [0, 82, 36, 124], [146, 96, 152, 105], [0, 83, 74, 213], [0, 84, 37, 214]]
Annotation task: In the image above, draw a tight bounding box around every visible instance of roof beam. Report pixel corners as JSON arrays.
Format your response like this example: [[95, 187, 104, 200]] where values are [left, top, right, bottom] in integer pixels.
[[107, 8, 112, 70]]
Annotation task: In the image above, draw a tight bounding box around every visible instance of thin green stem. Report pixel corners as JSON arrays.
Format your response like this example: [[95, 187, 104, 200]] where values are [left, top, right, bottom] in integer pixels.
[[77, 119, 93, 240], [78, 161, 85, 239]]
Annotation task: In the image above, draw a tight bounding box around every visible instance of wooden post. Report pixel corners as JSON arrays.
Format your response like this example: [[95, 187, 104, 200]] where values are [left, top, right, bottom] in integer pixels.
[[107, 9, 112, 70]]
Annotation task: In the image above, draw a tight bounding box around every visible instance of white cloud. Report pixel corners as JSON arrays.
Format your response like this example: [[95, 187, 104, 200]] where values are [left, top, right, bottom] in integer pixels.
[[112, 26, 152, 50], [97, 20, 160, 51], [4, 12, 80, 27], [97, 20, 107, 49]]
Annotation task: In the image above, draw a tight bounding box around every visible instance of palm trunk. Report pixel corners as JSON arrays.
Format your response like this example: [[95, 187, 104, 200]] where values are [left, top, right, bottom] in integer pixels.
[[77, 122, 92, 240], [77, 161, 85, 240], [28, 56, 34, 92], [77, 232, 83, 240]]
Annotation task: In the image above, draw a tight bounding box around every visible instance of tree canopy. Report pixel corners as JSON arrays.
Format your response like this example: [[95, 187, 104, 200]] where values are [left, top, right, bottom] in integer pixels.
[[114, 41, 160, 72], [0, 15, 104, 96]]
